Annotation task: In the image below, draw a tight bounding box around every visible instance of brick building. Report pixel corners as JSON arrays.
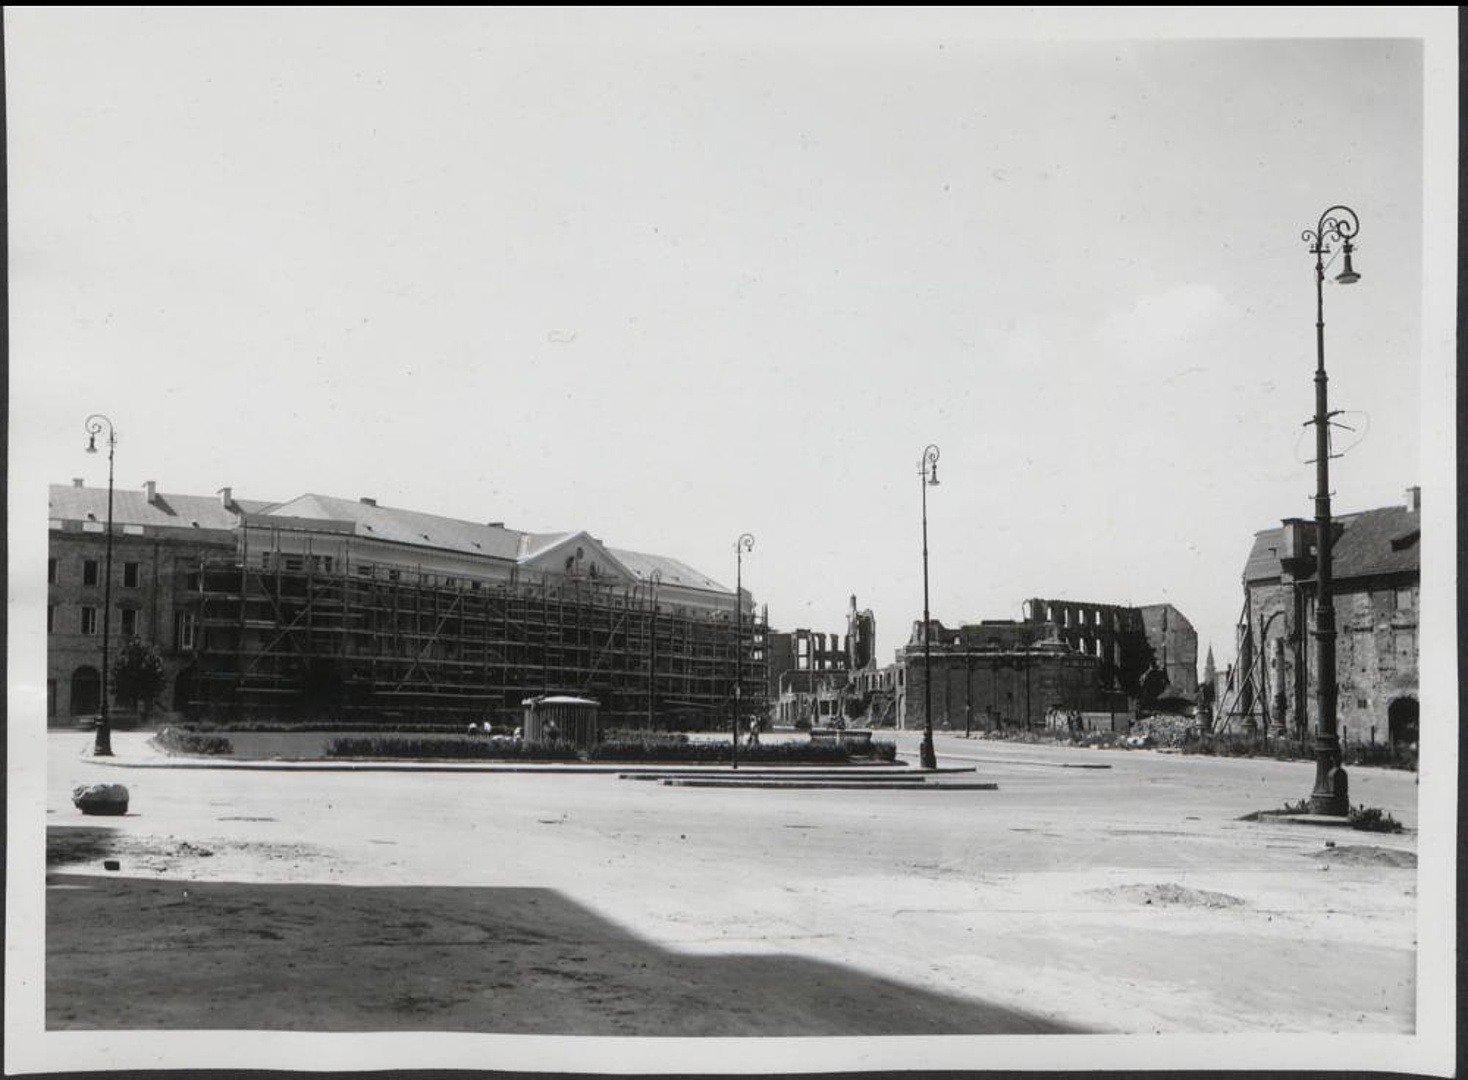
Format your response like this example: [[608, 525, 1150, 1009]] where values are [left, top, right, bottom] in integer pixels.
[[895, 618, 1119, 732], [1223, 487, 1420, 746]]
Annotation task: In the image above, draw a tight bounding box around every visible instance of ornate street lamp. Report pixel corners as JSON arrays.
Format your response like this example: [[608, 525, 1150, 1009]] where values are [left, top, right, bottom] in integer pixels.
[[919, 444, 940, 770], [84, 414, 117, 757], [646, 568, 661, 730], [1300, 204, 1360, 815], [732, 533, 754, 769]]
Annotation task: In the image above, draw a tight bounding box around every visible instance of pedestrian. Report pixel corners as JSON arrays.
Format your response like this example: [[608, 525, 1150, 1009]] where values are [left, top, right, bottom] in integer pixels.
[[546, 720, 560, 744], [747, 717, 761, 747]]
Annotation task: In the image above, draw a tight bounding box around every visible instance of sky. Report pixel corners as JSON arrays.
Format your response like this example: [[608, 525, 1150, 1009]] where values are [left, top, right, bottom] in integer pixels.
[[7, 8, 1452, 680]]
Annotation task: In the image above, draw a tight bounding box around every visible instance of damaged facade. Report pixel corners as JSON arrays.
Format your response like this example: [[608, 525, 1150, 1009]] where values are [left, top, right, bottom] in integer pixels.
[[766, 596, 887, 726], [896, 598, 1198, 732], [1221, 487, 1420, 746]]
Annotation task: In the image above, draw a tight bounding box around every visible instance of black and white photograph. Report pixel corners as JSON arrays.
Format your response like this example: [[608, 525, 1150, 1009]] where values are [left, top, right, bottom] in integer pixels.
[[5, 7, 1458, 1076]]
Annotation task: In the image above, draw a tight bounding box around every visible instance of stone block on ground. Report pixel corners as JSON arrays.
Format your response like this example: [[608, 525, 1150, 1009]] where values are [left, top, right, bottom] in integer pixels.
[[72, 783, 129, 816]]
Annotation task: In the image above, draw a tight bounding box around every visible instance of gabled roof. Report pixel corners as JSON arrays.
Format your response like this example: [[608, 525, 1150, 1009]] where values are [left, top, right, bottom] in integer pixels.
[[49, 484, 245, 532], [1244, 503, 1420, 585], [256, 494, 524, 561], [516, 530, 637, 582]]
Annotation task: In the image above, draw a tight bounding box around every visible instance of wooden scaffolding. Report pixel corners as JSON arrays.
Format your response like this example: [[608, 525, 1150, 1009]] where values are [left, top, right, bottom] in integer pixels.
[[180, 546, 768, 728]]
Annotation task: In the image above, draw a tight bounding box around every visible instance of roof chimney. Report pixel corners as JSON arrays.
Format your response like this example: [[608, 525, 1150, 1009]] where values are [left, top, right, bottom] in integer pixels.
[[360, 497, 377, 506], [72, 478, 85, 488], [218, 487, 234, 510], [144, 480, 158, 504], [1405, 485, 1421, 512], [488, 521, 504, 528]]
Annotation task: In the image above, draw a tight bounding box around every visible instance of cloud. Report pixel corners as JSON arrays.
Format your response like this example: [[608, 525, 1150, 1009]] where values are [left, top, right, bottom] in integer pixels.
[[1094, 283, 1236, 364]]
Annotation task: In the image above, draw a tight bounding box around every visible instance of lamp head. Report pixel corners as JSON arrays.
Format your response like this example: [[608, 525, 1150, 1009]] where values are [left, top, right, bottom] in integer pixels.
[[927, 464, 940, 486], [1334, 241, 1360, 285], [86, 433, 97, 454]]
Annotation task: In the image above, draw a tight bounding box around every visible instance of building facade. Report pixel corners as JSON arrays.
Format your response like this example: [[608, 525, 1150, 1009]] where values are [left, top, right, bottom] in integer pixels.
[[1223, 487, 1420, 746], [49, 484, 766, 728], [895, 618, 1121, 732], [47, 480, 257, 723]]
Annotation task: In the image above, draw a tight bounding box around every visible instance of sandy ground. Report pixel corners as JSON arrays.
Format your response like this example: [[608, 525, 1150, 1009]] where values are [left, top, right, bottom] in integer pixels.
[[44, 729, 1419, 1035]]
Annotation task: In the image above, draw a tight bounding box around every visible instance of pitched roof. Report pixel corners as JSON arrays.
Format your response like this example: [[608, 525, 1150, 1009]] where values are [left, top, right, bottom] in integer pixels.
[[49, 484, 245, 532], [609, 547, 731, 594], [1244, 503, 1420, 585], [257, 494, 524, 561], [53, 483, 736, 597]]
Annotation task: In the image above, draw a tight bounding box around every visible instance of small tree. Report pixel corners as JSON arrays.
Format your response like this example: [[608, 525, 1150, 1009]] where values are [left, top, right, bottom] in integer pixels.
[[112, 639, 167, 721]]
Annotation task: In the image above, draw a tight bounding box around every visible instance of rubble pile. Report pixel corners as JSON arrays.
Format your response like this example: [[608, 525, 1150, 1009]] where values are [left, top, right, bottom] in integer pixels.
[[1131, 713, 1196, 748]]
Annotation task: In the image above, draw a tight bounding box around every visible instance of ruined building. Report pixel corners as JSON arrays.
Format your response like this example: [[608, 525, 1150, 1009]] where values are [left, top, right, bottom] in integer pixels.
[[767, 596, 886, 726], [895, 598, 1199, 732], [1222, 487, 1420, 746], [48, 484, 767, 728]]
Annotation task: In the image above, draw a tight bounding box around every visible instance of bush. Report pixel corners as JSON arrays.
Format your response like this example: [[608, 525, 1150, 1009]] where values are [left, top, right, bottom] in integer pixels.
[[599, 728, 689, 748], [867, 740, 898, 762], [112, 639, 168, 720], [180, 720, 479, 735], [324, 736, 579, 761], [1349, 805, 1405, 833], [154, 727, 234, 756], [586, 739, 880, 764]]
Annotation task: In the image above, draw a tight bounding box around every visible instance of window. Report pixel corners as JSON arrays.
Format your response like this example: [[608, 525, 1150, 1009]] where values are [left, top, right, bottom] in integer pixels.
[[1395, 588, 1415, 611], [120, 608, 139, 637], [123, 562, 141, 588], [83, 560, 99, 586], [48, 558, 57, 584], [80, 607, 98, 635], [175, 611, 197, 651], [47, 606, 56, 634], [47, 680, 57, 719]]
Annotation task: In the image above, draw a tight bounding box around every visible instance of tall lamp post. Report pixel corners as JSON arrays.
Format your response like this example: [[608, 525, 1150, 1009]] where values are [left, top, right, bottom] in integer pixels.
[[918, 444, 940, 770], [732, 533, 754, 769], [1301, 204, 1360, 816], [646, 568, 661, 730], [84, 414, 117, 757]]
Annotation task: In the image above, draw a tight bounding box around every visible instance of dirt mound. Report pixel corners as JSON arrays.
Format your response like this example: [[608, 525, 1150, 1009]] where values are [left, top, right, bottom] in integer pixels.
[[1087, 882, 1245, 908], [1311, 845, 1416, 868]]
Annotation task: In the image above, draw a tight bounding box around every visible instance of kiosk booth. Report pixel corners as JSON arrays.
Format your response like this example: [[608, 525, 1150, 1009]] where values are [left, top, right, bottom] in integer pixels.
[[522, 695, 600, 749]]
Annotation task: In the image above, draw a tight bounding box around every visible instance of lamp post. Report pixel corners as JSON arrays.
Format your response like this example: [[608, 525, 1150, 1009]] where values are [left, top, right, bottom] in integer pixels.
[[1300, 204, 1360, 816], [919, 444, 940, 770], [646, 568, 661, 730], [84, 414, 117, 757], [732, 533, 754, 769]]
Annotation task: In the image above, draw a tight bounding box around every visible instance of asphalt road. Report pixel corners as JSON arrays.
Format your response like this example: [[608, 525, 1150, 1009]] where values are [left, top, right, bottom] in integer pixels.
[[43, 729, 1419, 1036]]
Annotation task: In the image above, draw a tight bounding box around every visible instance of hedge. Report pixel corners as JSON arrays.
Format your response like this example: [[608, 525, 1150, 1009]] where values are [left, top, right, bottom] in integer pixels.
[[324, 736, 580, 761], [154, 727, 235, 756]]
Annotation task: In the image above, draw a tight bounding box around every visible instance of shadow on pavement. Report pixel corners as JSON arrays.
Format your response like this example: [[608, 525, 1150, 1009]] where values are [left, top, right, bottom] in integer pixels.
[[47, 872, 1079, 1036]]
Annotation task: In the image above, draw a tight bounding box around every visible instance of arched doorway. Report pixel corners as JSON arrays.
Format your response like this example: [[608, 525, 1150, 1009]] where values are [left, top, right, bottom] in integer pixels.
[[70, 666, 101, 716], [1388, 697, 1419, 747]]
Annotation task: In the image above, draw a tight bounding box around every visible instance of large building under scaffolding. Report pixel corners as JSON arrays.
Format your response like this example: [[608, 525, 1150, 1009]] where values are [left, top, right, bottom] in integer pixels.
[[48, 484, 766, 728]]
